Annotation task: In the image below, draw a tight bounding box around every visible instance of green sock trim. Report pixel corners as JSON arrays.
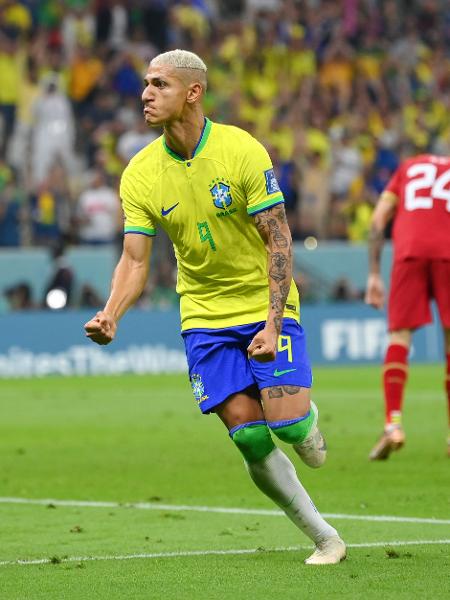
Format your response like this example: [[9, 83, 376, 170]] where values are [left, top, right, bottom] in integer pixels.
[[231, 424, 275, 463], [270, 410, 315, 445]]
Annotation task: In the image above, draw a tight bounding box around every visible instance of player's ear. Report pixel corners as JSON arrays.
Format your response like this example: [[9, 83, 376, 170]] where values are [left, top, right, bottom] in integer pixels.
[[186, 82, 203, 104]]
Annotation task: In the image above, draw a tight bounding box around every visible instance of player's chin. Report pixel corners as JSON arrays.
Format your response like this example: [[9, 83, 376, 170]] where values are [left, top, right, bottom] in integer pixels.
[[144, 113, 164, 127]]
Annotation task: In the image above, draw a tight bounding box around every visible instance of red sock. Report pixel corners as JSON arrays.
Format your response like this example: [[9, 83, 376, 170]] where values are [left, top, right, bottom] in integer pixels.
[[383, 344, 409, 427], [446, 354, 450, 428]]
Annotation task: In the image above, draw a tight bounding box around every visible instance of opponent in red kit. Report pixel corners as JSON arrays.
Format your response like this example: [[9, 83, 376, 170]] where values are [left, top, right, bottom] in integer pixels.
[[365, 154, 450, 459]]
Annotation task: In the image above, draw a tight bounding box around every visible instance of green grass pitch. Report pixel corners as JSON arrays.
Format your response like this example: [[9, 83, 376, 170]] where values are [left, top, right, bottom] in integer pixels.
[[0, 365, 448, 599]]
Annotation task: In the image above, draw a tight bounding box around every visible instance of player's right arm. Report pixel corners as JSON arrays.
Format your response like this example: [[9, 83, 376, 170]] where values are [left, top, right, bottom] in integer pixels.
[[238, 131, 287, 362], [84, 233, 152, 345], [365, 191, 397, 309]]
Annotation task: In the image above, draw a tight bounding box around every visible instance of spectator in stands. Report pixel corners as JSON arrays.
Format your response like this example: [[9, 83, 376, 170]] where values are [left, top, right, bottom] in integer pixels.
[[95, 0, 129, 50], [116, 114, 159, 163], [79, 283, 104, 308], [330, 128, 363, 201], [0, 170, 25, 247], [77, 90, 119, 162], [140, 0, 170, 52], [343, 178, 376, 243], [330, 277, 364, 302], [125, 24, 157, 67], [319, 27, 355, 111], [75, 168, 120, 245], [43, 241, 75, 309], [8, 58, 40, 179], [30, 163, 72, 246], [68, 44, 103, 117], [31, 75, 76, 185], [3, 281, 35, 310], [111, 51, 143, 99], [61, 4, 96, 60], [0, 28, 23, 160], [0, 1, 32, 35], [0, 0, 448, 260], [296, 151, 331, 239]]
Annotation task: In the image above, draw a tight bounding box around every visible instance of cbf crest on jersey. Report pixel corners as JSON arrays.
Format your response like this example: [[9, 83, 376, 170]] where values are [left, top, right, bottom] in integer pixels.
[[210, 179, 233, 209], [190, 373, 209, 404], [264, 168, 281, 195]]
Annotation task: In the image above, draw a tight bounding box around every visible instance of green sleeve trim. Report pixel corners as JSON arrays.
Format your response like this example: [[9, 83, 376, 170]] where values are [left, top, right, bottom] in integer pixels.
[[247, 195, 285, 215], [124, 225, 156, 236]]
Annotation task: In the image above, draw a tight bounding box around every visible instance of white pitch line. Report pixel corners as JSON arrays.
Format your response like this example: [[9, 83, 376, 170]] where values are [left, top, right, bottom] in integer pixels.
[[0, 540, 449, 568], [0, 497, 449, 525]]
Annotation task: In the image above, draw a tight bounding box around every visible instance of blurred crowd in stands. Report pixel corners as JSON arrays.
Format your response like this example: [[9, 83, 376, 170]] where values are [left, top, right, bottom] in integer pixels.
[[0, 0, 449, 308]]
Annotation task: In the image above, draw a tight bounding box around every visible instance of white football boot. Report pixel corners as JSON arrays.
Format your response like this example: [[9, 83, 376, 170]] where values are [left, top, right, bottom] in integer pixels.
[[304, 536, 347, 565], [293, 401, 327, 468]]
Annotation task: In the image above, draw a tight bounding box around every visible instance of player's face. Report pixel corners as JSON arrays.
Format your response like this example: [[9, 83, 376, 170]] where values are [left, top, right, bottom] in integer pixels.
[[142, 64, 189, 126]]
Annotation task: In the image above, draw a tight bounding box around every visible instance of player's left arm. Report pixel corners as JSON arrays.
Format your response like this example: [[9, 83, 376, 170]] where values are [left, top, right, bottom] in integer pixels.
[[365, 191, 397, 309], [248, 203, 292, 362]]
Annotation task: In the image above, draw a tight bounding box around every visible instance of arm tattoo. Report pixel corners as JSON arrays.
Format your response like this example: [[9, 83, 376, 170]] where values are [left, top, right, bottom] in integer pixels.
[[269, 252, 288, 282], [273, 316, 282, 332], [254, 211, 270, 243], [267, 218, 289, 248], [270, 290, 283, 314], [272, 204, 288, 224], [253, 204, 292, 334]]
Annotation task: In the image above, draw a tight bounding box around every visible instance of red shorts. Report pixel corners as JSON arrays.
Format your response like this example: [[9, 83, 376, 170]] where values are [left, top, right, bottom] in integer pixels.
[[388, 258, 450, 331]]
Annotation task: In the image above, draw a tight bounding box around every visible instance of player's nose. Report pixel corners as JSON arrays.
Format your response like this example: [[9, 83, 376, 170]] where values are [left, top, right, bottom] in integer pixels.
[[141, 86, 153, 103]]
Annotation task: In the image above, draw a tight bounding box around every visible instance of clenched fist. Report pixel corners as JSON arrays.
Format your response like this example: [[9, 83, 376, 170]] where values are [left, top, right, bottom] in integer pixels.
[[84, 311, 117, 345]]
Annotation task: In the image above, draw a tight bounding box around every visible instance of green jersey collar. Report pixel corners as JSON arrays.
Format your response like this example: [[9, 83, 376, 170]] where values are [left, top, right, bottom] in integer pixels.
[[163, 117, 212, 162]]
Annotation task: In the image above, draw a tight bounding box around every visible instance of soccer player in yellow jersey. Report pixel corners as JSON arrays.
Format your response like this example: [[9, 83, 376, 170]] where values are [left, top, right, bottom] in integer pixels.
[[84, 49, 346, 565]]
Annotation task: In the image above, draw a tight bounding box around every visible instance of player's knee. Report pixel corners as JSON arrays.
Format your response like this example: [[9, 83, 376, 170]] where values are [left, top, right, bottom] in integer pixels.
[[230, 422, 275, 463], [268, 402, 317, 445]]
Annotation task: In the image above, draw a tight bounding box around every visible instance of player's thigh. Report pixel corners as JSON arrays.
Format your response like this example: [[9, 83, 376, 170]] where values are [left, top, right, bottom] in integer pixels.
[[250, 319, 312, 421], [260, 384, 311, 422], [430, 259, 450, 329], [215, 385, 264, 430], [388, 259, 432, 330], [182, 328, 256, 415]]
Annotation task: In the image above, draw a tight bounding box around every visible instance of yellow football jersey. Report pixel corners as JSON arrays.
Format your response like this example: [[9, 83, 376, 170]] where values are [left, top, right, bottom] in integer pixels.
[[120, 118, 300, 330]]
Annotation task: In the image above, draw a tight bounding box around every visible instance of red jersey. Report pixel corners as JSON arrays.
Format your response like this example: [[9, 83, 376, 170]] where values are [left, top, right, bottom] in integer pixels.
[[385, 154, 450, 260]]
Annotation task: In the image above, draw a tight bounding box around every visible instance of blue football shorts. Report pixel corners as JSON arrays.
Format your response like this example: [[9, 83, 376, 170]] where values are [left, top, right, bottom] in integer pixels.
[[182, 318, 312, 414]]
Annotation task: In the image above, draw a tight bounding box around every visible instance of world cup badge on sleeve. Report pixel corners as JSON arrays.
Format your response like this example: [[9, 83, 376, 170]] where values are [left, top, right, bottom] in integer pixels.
[[264, 168, 281, 195]]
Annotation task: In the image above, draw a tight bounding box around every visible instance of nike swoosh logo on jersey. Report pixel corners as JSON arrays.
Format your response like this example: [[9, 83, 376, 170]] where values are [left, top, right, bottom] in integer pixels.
[[161, 202, 179, 217], [273, 368, 297, 377]]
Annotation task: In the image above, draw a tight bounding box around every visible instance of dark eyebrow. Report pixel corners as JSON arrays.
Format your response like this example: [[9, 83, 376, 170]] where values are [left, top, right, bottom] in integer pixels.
[[144, 76, 168, 87]]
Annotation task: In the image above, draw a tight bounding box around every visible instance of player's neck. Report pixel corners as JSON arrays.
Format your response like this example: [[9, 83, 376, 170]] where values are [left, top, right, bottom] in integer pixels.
[[163, 112, 206, 160]]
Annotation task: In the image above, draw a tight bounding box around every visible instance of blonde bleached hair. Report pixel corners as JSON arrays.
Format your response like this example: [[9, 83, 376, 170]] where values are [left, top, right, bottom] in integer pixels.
[[151, 49, 207, 90]]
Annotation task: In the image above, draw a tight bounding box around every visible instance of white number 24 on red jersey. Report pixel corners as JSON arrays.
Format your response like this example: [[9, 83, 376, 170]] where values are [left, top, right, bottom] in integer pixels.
[[405, 163, 450, 212]]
